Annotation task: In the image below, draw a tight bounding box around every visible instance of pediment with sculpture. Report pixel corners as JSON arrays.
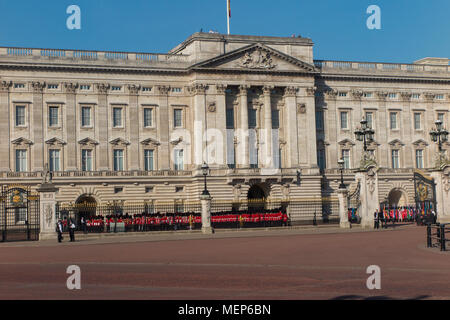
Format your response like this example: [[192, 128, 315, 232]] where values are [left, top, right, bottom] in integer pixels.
[[190, 43, 316, 73]]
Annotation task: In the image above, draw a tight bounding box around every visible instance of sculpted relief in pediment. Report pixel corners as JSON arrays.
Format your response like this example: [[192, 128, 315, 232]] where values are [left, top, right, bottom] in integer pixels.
[[239, 49, 277, 70]]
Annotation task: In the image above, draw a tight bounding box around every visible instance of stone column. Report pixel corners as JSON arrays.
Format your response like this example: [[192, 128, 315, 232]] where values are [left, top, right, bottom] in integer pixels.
[[401, 92, 413, 168], [283, 87, 299, 168], [216, 84, 227, 168], [128, 85, 140, 170], [305, 87, 318, 167], [431, 166, 450, 223], [262, 86, 273, 168], [356, 167, 379, 229], [337, 187, 350, 228], [37, 183, 59, 241], [376, 92, 388, 167], [192, 84, 207, 167], [157, 86, 170, 170], [0, 81, 11, 171], [64, 83, 78, 170], [324, 90, 338, 167], [237, 85, 249, 168], [31, 81, 46, 171], [200, 194, 214, 234], [96, 84, 110, 171]]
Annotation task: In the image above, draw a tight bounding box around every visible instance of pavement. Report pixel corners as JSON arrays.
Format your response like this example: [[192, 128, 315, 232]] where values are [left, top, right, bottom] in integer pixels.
[[0, 223, 448, 300]]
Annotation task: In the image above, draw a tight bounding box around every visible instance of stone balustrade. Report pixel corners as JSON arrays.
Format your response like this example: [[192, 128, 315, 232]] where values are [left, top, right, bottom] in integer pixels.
[[0, 47, 191, 64], [314, 60, 450, 74]]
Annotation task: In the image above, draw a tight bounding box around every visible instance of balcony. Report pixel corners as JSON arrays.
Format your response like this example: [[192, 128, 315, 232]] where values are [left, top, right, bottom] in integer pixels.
[[0, 170, 193, 179]]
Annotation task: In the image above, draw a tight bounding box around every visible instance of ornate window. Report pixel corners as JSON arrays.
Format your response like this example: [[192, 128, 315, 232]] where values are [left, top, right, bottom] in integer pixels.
[[174, 109, 183, 128], [48, 106, 59, 127], [391, 150, 400, 169], [113, 107, 123, 128], [81, 149, 93, 171], [413, 112, 422, 130], [113, 149, 124, 171], [144, 150, 154, 171], [340, 111, 348, 130], [81, 106, 92, 127], [49, 149, 60, 172], [15, 149, 27, 172], [390, 112, 398, 130], [365, 112, 374, 129], [143, 108, 153, 128], [415, 149, 424, 169], [15, 105, 26, 126], [342, 150, 350, 169], [174, 149, 184, 171]]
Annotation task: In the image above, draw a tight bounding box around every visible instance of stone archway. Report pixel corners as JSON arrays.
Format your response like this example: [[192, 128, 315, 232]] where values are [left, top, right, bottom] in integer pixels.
[[247, 184, 267, 211], [75, 194, 98, 221], [387, 188, 408, 207]]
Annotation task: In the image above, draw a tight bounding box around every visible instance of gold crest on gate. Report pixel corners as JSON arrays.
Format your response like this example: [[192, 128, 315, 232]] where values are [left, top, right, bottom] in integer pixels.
[[10, 190, 24, 206]]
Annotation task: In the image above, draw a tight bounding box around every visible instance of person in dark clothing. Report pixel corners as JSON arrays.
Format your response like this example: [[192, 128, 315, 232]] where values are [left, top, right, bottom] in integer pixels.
[[68, 219, 76, 242], [56, 220, 63, 243]]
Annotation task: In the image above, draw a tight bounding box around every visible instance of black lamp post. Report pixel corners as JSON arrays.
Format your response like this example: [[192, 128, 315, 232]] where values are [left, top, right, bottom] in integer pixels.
[[201, 162, 210, 196], [429, 119, 449, 152], [338, 158, 346, 189], [354, 117, 375, 152]]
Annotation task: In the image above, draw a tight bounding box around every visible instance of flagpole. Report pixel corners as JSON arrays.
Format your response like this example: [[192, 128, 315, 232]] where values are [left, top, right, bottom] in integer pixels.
[[227, 0, 230, 35]]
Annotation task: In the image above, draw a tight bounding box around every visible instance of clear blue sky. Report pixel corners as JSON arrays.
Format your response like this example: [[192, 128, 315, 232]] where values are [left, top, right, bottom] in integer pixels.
[[0, 0, 449, 63]]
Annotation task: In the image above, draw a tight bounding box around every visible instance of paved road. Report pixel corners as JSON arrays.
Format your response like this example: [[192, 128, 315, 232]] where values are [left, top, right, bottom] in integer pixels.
[[0, 225, 448, 300]]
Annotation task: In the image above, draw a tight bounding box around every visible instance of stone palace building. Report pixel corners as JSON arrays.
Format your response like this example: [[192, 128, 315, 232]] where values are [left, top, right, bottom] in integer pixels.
[[0, 32, 448, 222]]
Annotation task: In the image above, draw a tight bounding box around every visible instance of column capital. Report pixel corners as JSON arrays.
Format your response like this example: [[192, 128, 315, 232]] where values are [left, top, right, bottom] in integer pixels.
[[238, 84, 250, 96], [305, 87, 317, 97], [64, 82, 79, 94], [284, 86, 298, 97], [186, 83, 207, 96], [400, 92, 412, 101], [127, 84, 141, 96], [96, 83, 110, 95], [216, 84, 227, 94], [263, 85, 274, 95], [31, 81, 46, 93], [376, 91, 388, 101], [324, 89, 337, 100], [423, 92, 435, 102], [157, 85, 170, 95], [0, 80, 12, 93], [350, 89, 363, 100]]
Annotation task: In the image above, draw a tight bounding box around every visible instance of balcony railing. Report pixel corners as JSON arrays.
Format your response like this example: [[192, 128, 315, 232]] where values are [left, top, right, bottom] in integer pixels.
[[314, 60, 450, 74], [0, 47, 191, 64], [0, 170, 193, 179]]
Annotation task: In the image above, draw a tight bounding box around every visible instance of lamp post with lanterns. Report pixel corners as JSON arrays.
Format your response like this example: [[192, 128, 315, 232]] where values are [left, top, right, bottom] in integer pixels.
[[201, 162, 210, 196], [429, 119, 449, 153], [338, 158, 346, 189], [354, 117, 375, 152]]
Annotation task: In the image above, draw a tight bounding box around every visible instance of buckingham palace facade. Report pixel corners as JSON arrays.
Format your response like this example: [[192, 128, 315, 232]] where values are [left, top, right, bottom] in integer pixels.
[[0, 33, 448, 221]]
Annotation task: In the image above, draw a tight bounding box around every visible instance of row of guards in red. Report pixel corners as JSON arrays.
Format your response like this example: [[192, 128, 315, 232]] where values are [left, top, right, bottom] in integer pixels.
[[211, 211, 288, 224]]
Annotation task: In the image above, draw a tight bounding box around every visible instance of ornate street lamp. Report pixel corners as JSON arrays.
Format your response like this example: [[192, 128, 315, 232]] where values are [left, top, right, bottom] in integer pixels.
[[354, 117, 375, 152], [429, 119, 449, 152], [338, 159, 346, 189], [201, 162, 210, 196]]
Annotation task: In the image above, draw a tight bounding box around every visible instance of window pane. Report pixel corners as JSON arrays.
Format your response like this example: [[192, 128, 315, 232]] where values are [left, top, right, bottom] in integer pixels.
[[144, 150, 154, 171], [15, 150, 27, 172], [144, 109, 152, 127], [438, 113, 444, 123], [113, 108, 122, 127], [392, 150, 399, 168], [174, 109, 182, 127], [414, 113, 421, 130], [49, 107, 59, 126], [366, 112, 373, 129], [390, 113, 397, 129], [82, 107, 91, 127], [340, 112, 348, 129], [416, 150, 423, 168], [49, 150, 60, 171], [114, 150, 123, 171], [174, 150, 183, 170], [82, 150, 92, 171], [342, 150, 350, 169], [16, 106, 25, 126]]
